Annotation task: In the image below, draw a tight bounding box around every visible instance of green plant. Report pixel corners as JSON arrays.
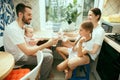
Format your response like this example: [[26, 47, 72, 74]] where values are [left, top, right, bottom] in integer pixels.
[[63, 2, 81, 24]]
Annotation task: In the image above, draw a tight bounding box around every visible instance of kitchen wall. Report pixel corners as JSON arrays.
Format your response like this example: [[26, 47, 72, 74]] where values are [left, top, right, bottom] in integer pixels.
[[102, 0, 120, 16], [111, 23, 120, 33], [0, 1, 15, 47], [102, 0, 120, 33]]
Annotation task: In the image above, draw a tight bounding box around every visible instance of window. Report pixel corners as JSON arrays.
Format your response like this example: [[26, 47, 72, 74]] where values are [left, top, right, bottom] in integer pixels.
[[41, 0, 84, 32], [45, 0, 72, 23], [13, 0, 103, 31]]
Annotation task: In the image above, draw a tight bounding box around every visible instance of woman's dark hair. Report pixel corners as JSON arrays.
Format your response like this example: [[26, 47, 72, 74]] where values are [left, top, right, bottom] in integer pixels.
[[81, 21, 93, 33], [90, 8, 101, 21], [16, 3, 32, 16]]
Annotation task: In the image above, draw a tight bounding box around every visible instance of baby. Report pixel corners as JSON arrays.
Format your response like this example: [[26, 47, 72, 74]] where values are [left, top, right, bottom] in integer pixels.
[[24, 25, 52, 53]]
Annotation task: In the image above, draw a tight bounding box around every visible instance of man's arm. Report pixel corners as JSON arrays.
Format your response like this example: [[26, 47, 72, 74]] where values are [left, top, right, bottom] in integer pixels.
[[17, 38, 58, 55]]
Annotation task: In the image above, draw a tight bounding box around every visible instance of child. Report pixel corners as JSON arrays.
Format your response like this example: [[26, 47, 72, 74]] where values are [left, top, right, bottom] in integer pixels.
[[56, 21, 94, 79], [24, 26, 52, 53]]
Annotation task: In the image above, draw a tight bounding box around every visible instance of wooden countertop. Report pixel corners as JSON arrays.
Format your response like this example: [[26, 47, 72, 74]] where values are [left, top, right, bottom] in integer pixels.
[[0, 51, 14, 79]]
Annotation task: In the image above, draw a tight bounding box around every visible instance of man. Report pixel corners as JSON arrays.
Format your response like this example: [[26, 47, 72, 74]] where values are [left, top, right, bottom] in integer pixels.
[[3, 3, 58, 80]]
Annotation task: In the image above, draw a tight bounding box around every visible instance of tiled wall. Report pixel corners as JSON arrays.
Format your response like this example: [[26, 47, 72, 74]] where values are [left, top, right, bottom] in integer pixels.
[[102, 0, 120, 16], [102, 0, 120, 33], [110, 22, 120, 33], [13, 0, 40, 31]]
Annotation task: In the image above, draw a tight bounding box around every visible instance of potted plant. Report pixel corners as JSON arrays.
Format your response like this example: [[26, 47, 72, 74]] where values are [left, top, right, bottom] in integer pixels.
[[60, 1, 81, 32], [63, 1, 81, 24]]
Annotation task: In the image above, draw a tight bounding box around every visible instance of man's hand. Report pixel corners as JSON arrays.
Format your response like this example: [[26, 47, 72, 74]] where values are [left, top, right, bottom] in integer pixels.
[[47, 38, 59, 46]]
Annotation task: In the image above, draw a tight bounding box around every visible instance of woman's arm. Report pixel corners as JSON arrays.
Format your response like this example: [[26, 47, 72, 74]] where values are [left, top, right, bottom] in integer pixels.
[[77, 42, 83, 57], [87, 44, 100, 54]]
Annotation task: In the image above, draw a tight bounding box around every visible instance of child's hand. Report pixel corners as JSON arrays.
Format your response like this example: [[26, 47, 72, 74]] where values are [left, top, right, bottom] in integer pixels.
[[82, 49, 88, 54], [79, 37, 86, 43]]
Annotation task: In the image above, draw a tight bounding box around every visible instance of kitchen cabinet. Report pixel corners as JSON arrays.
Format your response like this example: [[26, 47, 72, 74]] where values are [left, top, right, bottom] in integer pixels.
[[97, 41, 120, 80]]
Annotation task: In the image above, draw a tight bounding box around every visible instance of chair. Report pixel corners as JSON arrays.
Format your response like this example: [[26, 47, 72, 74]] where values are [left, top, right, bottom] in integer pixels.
[[5, 51, 43, 80], [4, 68, 31, 80], [70, 64, 90, 80], [20, 51, 43, 80]]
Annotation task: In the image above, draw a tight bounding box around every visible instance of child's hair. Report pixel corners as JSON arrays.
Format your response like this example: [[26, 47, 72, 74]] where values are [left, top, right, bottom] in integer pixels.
[[74, 21, 93, 44], [25, 25, 33, 34], [81, 21, 93, 33]]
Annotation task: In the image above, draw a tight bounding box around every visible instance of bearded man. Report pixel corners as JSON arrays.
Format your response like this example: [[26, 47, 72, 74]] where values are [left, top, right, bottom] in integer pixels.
[[3, 3, 58, 80]]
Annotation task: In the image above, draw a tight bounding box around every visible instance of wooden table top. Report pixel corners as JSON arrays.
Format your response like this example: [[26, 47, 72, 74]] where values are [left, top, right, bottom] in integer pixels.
[[0, 51, 14, 79]]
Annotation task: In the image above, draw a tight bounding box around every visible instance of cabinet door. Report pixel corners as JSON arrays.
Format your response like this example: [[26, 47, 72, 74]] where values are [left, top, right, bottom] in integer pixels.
[[97, 41, 119, 80]]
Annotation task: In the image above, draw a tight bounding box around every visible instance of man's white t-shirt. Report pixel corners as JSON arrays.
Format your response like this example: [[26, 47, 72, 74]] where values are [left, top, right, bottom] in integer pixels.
[[3, 21, 25, 62]]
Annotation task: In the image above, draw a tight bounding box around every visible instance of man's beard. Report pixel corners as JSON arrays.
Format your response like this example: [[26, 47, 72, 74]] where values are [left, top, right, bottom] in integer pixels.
[[22, 15, 31, 25]]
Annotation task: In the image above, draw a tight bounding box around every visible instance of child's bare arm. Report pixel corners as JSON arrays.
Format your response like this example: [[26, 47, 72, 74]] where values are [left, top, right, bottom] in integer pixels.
[[77, 37, 86, 57]]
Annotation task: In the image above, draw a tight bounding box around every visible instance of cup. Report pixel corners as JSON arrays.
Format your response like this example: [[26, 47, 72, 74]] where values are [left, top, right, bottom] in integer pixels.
[[62, 36, 68, 42], [52, 33, 59, 46], [58, 28, 64, 39]]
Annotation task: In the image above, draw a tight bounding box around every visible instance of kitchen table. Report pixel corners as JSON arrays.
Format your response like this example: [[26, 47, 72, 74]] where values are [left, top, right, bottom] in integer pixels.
[[0, 51, 14, 79]]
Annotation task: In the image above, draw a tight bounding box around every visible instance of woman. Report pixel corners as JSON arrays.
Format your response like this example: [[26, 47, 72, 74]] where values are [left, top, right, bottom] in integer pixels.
[[56, 8, 105, 61], [56, 8, 105, 79], [57, 21, 94, 79]]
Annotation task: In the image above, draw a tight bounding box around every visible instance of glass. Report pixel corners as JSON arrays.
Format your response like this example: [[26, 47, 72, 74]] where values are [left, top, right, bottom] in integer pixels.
[[58, 28, 69, 42], [58, 28, 64, 39], [62, 36, 68, 42], [52, 33, 59, 46]]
